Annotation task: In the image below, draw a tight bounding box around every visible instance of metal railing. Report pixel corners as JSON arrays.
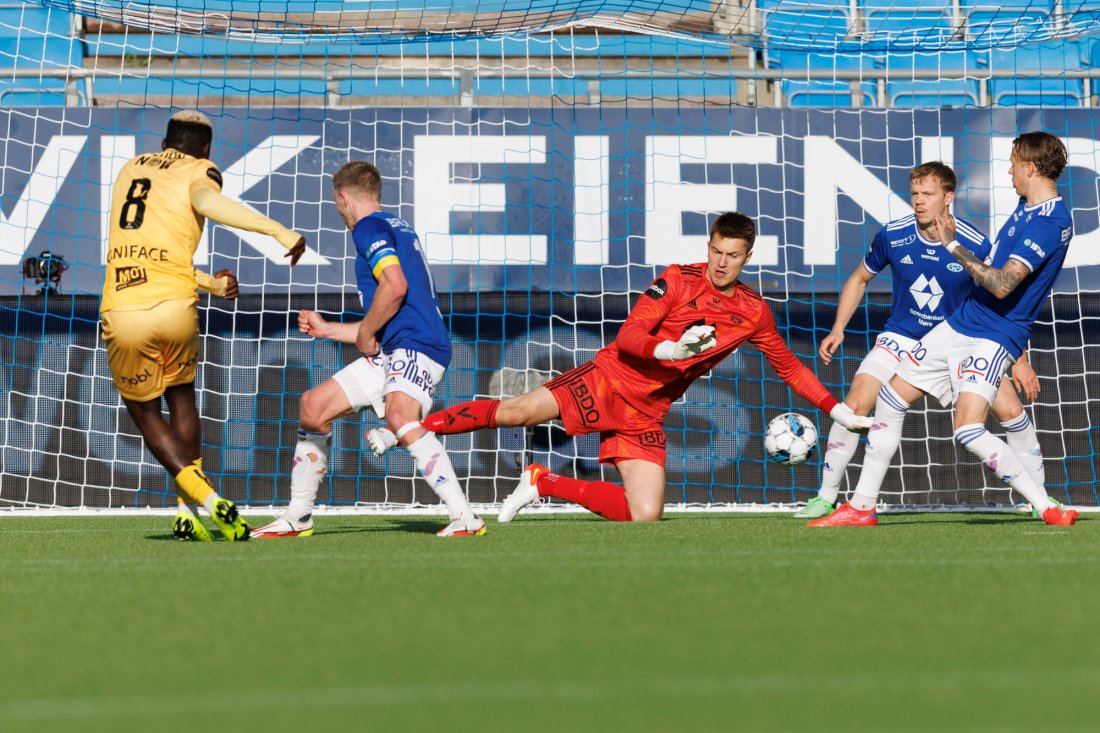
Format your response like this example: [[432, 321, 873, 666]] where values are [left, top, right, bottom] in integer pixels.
[[0, 65, 1095, 108]]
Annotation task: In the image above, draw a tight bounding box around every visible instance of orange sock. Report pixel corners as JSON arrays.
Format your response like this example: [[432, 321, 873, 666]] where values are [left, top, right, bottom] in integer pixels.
[[536, 472, 633, 522]]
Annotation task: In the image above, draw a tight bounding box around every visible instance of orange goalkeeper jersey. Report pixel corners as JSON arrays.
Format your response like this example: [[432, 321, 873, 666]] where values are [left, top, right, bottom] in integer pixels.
[[593, 263, 839, 421]]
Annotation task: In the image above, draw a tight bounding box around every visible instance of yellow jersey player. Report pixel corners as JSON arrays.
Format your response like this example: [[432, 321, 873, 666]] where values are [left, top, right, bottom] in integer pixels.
[[101, 110, 307, 541]]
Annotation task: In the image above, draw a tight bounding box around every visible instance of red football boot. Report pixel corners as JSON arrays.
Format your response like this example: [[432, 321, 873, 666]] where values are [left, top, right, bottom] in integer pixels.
[[806, 501, 878, 527], [1042, 504, 1079, 526]]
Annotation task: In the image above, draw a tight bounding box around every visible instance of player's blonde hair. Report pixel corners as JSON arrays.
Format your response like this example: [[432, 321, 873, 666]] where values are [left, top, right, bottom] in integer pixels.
[[164, 110, 213, 154], [910, 161, 957, 193], [170, 110, 211, 128], [332, 160, 383, 200], [1012, 131, 1069, 181]]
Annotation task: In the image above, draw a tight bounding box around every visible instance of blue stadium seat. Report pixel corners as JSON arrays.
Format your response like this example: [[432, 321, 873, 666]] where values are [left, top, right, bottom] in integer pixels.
[[769, 50, 875, 107], [961, 0, 1055, 44], [860, 0, 957, 46], [0, 5, 74, 37], [874, 50, 980, 107], [984, 41, 1085, 106], [759, 0, 854, 47]]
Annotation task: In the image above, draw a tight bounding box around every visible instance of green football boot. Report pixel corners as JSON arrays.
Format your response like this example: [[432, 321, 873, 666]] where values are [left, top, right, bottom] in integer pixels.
[[210, 498, 251, 541], [1030, 496, 1064, 519], [794, 495, 836, 519], [173, 511, 213, 542]]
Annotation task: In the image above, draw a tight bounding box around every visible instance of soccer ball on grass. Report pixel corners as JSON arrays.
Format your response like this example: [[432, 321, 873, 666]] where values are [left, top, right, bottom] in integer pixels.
[[763, 412, 818, 466]]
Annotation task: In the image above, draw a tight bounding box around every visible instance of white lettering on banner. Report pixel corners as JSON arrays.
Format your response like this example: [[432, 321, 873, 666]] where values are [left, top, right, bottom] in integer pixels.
[[0, 135, 85, 265], [218, 134, 328, 265], [645, 135, 779, 266], [99, 135, 325, 266], [413, 135, 548, 264], [803, 136, 912, 266], [574, 135, 609, 265]]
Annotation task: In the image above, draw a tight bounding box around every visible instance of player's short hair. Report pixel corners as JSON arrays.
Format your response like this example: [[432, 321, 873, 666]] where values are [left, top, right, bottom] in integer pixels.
[[910, 161, 957, 193], [1012, 131, 1069, 181], [332, 161, 383, 200], [710, 212, 756, 250], [164, 110, 213, 155]]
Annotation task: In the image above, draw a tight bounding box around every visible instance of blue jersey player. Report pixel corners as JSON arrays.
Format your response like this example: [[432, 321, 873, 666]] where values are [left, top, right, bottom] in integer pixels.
[[812, 134, 1078, 527], [799, 162, 1045, 520], [253, 161, 485, 539]]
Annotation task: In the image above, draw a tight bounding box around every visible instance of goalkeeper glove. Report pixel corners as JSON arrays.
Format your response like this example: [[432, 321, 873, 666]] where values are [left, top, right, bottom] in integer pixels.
[[654, 324, 717, 361], [830, 402, 873, 434]]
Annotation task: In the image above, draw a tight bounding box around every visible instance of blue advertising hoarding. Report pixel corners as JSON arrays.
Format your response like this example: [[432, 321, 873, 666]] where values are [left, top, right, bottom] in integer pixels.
[[2, 106, 1099, 296]]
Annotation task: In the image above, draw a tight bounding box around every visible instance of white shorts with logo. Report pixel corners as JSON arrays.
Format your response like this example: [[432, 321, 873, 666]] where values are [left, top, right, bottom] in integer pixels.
[[332, 348, 445, 419], [895, 321, 1013, 407], [855, 331, 920, 384]]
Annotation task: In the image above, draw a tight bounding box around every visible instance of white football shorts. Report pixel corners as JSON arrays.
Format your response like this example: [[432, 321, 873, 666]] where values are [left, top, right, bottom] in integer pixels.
[[332, 348, 445, 419], [894, 321, 1013, 407], [854, 331, 920, 384]]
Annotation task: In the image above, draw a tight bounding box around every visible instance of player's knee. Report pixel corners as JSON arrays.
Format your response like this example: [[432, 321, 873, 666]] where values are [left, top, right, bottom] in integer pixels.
[[630, 503, 662, 522], [298, 389, 327, 430]]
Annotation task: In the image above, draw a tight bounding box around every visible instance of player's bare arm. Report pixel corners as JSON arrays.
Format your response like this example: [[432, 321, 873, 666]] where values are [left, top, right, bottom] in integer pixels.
[[357, 264, 407, 355], [934, 212, 1029, 299], [298, 309, 360, 343], [820, 265, 874, 364]]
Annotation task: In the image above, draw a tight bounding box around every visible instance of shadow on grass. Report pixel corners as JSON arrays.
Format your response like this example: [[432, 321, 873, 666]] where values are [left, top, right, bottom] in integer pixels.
[[882, 513, 1036, 526]]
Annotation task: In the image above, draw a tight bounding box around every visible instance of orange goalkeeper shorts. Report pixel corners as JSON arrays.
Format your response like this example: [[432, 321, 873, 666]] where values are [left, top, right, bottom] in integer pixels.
[[545, 361, 667, 467]]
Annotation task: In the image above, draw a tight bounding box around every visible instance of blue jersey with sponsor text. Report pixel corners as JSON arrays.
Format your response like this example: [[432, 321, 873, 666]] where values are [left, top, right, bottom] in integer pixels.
[[863, 214, 992, 340], [353, 211, 451, 367], [948, 196, 1072, 359]]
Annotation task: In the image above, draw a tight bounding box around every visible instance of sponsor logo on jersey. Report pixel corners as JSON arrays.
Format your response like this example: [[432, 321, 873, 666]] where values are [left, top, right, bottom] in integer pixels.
[[729, 314, 743, 325], [645, 278, 667, 299], [206, 167, 223, 187], [947, 262, 963, 272], [910, 274, 944, 312], [1023, 238, 1046, 258], [637, 430, 666, 447], [367, 239, 391, 255], [1061, 227, 1071, 242], [889, 234, 916, 248], [1008, 226, 1015, 236], [114, 265, 147, 290], [687, 298, 698, 309], [900, 254, 913, 265]]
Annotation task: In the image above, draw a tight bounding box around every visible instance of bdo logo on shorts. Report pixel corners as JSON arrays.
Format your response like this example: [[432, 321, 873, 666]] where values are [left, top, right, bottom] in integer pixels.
[[956, 355, 990, 382]]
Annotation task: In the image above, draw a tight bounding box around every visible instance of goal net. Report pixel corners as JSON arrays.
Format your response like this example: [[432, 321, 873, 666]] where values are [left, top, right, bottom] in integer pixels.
[[1, 0, 1097, 512]]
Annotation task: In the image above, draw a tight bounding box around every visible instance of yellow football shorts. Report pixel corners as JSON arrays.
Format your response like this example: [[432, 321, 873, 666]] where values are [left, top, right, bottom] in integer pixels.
[[101, 297, 200, 402]]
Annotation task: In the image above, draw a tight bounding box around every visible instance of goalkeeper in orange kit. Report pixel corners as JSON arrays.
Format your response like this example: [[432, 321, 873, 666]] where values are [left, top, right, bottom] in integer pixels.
[[368, 213, 873, 523]]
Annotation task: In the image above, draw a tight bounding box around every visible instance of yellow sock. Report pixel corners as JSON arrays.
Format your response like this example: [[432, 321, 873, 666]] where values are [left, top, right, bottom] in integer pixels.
[[175, 464, 214, 505]]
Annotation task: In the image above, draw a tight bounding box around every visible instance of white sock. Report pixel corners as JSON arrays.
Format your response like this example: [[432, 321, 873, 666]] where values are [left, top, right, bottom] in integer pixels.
[[202, 492, 222, 514], [177, 499, 200, 517], [288, 429, 330, 521], [406, 432, 470, 519], [850, 385, 910, 511], [1000, 412, 1046, 491], [818, 420, 862, 504], [954, 423, 1051, 513]]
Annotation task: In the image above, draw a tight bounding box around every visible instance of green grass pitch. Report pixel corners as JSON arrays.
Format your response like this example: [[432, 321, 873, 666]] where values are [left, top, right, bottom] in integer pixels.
[[1, 512, 1098, 733]]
